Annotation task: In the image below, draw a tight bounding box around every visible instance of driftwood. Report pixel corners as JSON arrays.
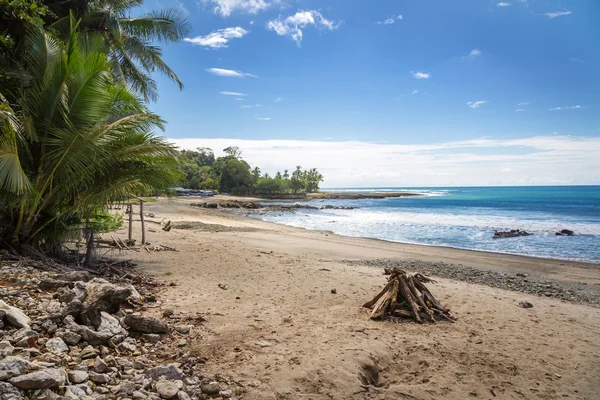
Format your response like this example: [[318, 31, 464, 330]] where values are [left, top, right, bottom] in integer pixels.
[[363, 267, 455, 323]]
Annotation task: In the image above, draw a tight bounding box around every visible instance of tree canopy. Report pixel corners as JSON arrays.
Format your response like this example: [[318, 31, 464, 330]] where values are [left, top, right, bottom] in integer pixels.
[[178, 148, 324, 195]]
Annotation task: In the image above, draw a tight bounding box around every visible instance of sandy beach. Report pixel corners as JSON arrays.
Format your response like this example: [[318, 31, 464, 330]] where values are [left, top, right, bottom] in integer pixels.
[[112, 197, 600, 399]]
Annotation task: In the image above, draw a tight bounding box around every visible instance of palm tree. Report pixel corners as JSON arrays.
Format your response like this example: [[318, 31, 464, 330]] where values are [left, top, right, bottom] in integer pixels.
[[0, 20, 180, 249], [48, 0, 191, 102]]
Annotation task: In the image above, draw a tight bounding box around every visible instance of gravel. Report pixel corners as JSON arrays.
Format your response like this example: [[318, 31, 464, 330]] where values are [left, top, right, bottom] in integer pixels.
[[342, 259, 600, 305]]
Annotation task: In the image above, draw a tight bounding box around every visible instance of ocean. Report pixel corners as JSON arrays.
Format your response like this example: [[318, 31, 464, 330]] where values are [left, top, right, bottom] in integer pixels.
[[248, 186, 600, 263]]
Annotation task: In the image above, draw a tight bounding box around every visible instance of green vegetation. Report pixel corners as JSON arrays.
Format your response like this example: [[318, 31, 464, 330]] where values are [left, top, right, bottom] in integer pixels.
[[179, 147, 324, 195], [0, 1, 189, 254]]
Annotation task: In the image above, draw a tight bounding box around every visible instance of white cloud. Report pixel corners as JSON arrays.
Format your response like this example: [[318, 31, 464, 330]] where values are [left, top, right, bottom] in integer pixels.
[[545, 11, 572, 19], [518, 102, 530, 106], [205, 68, 257, 78], [267, 10, 340, 45], [275, 97, 283, 102], [412, 72, 430, 79], [201, 0, 277, 17], [184, 27, 248, 49], [220, 91, 247, 96], [257, 117, 271, 120], [497, 2, 511, 7], [466, 100, 488, 109], [549, 105, 582, 111], [412, 90, 419, 95], [377, 15, 403, 25], [240, 105, 253, 108], [169, 136, 600, 187], [570, 57, 583, 63], [235, 98, 244, 101], [515, 109, 526, 112], [249, 21, 255, 25], [463, 49, 481, 60], [501, 168, 513, 173]]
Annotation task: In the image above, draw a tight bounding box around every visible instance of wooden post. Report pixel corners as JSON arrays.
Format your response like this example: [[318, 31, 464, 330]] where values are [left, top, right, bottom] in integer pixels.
[[140, 201, 146, 245], [128, 204, 133, 242]]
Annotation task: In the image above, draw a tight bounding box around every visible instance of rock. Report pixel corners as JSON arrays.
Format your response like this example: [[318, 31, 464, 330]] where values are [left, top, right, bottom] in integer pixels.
[[493, 230, 532, 239], [177, 339, 187, 347], [80, 278, 132, 328], [118, 337, 137, 353], [70, 312, 127, 345], [516, 273, 528, 278], [56, 330, 81, 346], [142, 333, 162, 343], [63, 271, 94, 282], [156, 381, 180, 399], [58, 283, 87, 304], [255, 340, 272, 348], [68, 370, 88, 384], [201, 382, 221, 396], [218, 283, 229, 290], [0, 382, 23, 400], [0, 356, 34, 375], [9, 368, 66, 389], [0, 341, 14, 358], [518, 301, 534, 309], [146, 364, 184, 381], [45, 337, 68, 354], [174, 325, 192, 334], [556, 229, 574, 236], [92, 357, 109, 373], [39, 279, 74, 290], [80, 346, 99, 360], [124, 315, 169, 334], [64, 384, 90, 397], [88, 371, 110, 384], [177, 391, 192, 400], [0, 300, 31, 329], [162, 309, 174, 318], [331, 288, 337, 294]]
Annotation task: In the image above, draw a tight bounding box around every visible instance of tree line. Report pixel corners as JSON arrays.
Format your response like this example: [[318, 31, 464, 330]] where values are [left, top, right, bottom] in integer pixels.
[[180, 147, 324, 195], [0, 0, 189, 252]]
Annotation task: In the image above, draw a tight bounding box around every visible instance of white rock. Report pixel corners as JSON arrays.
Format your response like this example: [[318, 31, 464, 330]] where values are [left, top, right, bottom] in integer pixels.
[[68, 370, 88, 384], [45, 337, 68, 354], [156, 381, 179, 399], [9, 368, 66, 389], [0, 300, 30, 329]]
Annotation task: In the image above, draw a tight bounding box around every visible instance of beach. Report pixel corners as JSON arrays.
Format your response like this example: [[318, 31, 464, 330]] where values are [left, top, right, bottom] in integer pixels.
[[109, 196, 600, 400]]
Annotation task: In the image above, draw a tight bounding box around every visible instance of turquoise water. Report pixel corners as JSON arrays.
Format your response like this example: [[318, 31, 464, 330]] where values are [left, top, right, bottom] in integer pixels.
[[251, 186, 600, 263]]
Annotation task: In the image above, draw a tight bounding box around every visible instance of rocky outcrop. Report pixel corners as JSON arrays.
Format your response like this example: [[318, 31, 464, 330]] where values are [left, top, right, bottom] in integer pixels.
[[493, 229, 532, 239], [556, 229, 575, 236]]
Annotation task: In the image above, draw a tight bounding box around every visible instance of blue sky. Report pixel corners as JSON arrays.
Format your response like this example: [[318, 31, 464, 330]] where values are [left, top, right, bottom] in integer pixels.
[[147, 0, 600, 187]]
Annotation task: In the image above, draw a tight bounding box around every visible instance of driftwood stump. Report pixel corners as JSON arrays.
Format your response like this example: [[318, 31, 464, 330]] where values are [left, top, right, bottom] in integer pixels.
[[363, 267, 455, 323]]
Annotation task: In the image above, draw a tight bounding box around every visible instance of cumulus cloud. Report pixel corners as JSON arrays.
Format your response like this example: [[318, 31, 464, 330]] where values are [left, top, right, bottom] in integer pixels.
[[200, 0, 276, 17], [497, 2, 511, 7], [466, 100, 488, 109], [184, 27, 248, 49], [463, 49, 481, 60], [376, 15, 403, 25], [412, 72, 430, 79], [168, 136, 600, 187], [267, 10, 340, 45], [412, 90, 419, 95], [549, 105, 582, 111], [257, 117, 271, 120], [205, 68, 257, 78], [220, 91, 247, 96], [545, 11, 572, 18]]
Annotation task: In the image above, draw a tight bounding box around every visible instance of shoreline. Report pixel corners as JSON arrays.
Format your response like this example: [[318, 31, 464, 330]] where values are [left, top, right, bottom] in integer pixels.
[[111, 197, 600, 399]]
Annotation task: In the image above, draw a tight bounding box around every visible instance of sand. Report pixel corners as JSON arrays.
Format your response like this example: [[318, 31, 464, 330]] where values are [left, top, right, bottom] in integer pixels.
[[113, 197, 600, 399]]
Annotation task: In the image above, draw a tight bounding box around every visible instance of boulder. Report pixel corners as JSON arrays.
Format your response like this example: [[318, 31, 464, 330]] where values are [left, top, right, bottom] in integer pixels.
[[9, 368, 66, 390], [80, 278, 132, 328], [0, 382, 22, 400], [146, 364, 183, 381], [156, 381, 180, 399], [0, 356, 34, 375], [124, 315, 169, 334], [66, 312, 127, 346], [0, 300, 30, 329], [44, 337, 68, 355]]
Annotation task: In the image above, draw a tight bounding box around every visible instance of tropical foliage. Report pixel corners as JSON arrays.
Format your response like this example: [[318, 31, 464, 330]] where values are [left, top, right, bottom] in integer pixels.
[[179, 147, 324, 195], [0, 17, 181, 250]]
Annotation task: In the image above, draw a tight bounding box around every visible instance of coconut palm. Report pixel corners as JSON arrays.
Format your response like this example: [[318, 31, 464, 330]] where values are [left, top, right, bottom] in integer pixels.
[[0, 20, 180, 249], [48, 0, 190, 102]]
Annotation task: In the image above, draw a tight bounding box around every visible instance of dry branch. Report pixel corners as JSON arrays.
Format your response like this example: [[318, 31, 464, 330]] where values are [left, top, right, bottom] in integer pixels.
[[363, 267, 455, 323]]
